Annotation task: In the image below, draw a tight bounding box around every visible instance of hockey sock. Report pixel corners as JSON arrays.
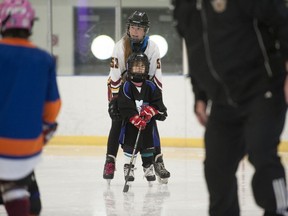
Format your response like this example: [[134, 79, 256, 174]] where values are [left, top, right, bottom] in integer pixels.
[[141, 155, 154, 168], [154, 146, 161, 157], [141, 147, 154, 167], [124, 152, 137, 165], [5, 198, 30, 216]]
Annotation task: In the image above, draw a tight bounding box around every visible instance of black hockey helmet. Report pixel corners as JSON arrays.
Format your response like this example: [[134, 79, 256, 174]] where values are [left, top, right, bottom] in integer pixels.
[[127, 52, 149, 83], [126, 11, 150, 40]]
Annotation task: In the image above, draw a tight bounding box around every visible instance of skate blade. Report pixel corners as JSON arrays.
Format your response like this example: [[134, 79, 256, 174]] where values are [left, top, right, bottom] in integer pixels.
[[157, 177, 168, 184], [106, 179, 111, 187]]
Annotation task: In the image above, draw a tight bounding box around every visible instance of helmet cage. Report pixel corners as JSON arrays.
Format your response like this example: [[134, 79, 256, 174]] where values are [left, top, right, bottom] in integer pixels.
[[127, 52, 150, 83]]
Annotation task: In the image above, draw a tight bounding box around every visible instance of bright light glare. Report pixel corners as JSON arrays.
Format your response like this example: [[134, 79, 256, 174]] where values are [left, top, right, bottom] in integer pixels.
[[91, 35, 115, 60], [149, 35, 168, 58]]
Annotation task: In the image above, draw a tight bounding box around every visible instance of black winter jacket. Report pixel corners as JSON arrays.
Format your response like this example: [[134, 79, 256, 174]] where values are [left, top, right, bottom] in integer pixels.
[[173, 0, 288, 105]]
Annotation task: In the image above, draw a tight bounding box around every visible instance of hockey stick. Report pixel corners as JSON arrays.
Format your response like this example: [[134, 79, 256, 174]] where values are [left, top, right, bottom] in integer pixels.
[[123, 126, 142, 193]]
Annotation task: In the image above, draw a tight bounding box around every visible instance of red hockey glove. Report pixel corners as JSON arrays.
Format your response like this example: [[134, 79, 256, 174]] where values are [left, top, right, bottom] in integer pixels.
[[129, 115, 146, 130], [140, 106, 159, 122], [43, 122, 58, 144]]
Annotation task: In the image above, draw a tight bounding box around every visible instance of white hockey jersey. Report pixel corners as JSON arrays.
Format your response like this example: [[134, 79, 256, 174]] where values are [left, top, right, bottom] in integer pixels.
[[108, 36, 162, 101]]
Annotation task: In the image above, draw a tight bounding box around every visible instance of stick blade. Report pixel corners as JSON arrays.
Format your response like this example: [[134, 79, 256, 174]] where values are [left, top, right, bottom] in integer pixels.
[[123, 184, 129, 193]]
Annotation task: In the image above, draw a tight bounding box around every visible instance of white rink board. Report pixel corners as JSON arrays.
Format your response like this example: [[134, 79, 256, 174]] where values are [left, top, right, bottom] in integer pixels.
[[56, 75, 288, 141]]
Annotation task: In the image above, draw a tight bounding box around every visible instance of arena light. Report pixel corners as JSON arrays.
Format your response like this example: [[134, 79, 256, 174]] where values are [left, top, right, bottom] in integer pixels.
[[91, 35, 115, 60], [149, 35, 168, 58]]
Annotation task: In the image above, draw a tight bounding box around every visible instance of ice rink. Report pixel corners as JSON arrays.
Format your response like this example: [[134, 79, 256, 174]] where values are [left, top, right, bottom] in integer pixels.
[[1, 145, 287, 216]]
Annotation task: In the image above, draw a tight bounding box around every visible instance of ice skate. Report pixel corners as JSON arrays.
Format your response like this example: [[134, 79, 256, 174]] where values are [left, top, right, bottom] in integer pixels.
[[154, 154, 170, 184], [124, 163, 135, 182], [143, 164, 156, 186], [103, 155, 116, 185]]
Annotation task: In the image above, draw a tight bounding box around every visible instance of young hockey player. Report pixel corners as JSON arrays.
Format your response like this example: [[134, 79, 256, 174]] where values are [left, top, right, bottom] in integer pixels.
[[117, 52, 168, 183], [103, 10, 170, 183], [0, 0, 61, 215]]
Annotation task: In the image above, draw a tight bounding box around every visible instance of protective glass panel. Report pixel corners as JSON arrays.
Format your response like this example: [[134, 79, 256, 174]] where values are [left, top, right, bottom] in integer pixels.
[[30, 0, 183, 75]]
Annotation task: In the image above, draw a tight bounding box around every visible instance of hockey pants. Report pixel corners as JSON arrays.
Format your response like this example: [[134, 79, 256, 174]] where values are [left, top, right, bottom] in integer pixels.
[[106, 119, 162, 158]]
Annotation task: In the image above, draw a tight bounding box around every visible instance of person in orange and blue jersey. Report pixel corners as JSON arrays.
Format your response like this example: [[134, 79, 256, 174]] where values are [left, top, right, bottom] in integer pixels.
[[0, 0, 61, 215]]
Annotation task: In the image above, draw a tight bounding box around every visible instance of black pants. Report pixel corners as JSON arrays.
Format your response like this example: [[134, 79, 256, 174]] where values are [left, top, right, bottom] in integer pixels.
[[121, 120, 155, 152], [106, 119, 162, 158], [106, 120, 122, 157], [204, 88, 287, 216]]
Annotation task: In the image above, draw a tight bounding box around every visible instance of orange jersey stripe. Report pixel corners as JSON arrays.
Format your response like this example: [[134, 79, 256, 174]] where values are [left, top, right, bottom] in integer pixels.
[[0, 135, 43, 157], [43, 99, 61, 123], [0, 38, 36, 48]]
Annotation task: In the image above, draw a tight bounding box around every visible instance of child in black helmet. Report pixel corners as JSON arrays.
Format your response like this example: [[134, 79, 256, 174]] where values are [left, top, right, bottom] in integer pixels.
[[117, 52, 168, 183]]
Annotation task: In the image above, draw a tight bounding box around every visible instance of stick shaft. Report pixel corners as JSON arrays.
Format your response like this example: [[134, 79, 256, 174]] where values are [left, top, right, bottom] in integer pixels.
[[123, 127, 142, 192]]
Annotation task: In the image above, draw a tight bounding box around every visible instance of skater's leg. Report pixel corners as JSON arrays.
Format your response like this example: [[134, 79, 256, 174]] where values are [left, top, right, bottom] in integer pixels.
[[123, 145, 138, 182], [1, 172, 33, 216], [0, 172, 41, 216], [152, 122, 161, 158], [150, 122, 170, 181], [28, 172, 41, 216], [103, 120, 122, 180], [153, 125, 170, 178], [246, 88, 288, 215], [103, 155, 116, 180], [205, 104, 245, 216], [106, 120, 122, 157], [141, 148, 156, 182]]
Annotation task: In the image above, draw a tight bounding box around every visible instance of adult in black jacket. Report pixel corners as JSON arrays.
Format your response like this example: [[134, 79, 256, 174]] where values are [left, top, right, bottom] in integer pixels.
[[173, 0, 288, 215]]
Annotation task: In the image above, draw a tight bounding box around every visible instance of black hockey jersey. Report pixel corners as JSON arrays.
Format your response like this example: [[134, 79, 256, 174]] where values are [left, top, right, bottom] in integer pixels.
[[118, 80, 167, 121], [117, 80, 167, 149]]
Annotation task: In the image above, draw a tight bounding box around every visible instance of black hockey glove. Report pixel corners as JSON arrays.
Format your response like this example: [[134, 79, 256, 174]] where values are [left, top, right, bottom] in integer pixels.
[[108, 98, 122, 121], [155, 111, 168, 121], [43, 122, 58, 144]]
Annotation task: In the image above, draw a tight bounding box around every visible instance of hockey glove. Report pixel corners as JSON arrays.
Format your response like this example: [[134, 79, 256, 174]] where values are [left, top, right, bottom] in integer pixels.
[[155, 111, 168, 121], [140, 106, 158, 122], [108, 98, 121, 121], [43, 122, 58, 144], [129, 115, 146, 130]]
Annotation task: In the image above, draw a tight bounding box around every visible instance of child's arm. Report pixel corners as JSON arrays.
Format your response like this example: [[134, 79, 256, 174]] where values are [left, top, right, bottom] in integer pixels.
[[141, 81, 168, 121]]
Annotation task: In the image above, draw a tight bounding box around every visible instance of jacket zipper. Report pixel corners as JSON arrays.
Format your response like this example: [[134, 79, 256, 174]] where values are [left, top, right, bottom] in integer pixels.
[[198, 0, 237, 106], [253, 19, 273, 78]]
